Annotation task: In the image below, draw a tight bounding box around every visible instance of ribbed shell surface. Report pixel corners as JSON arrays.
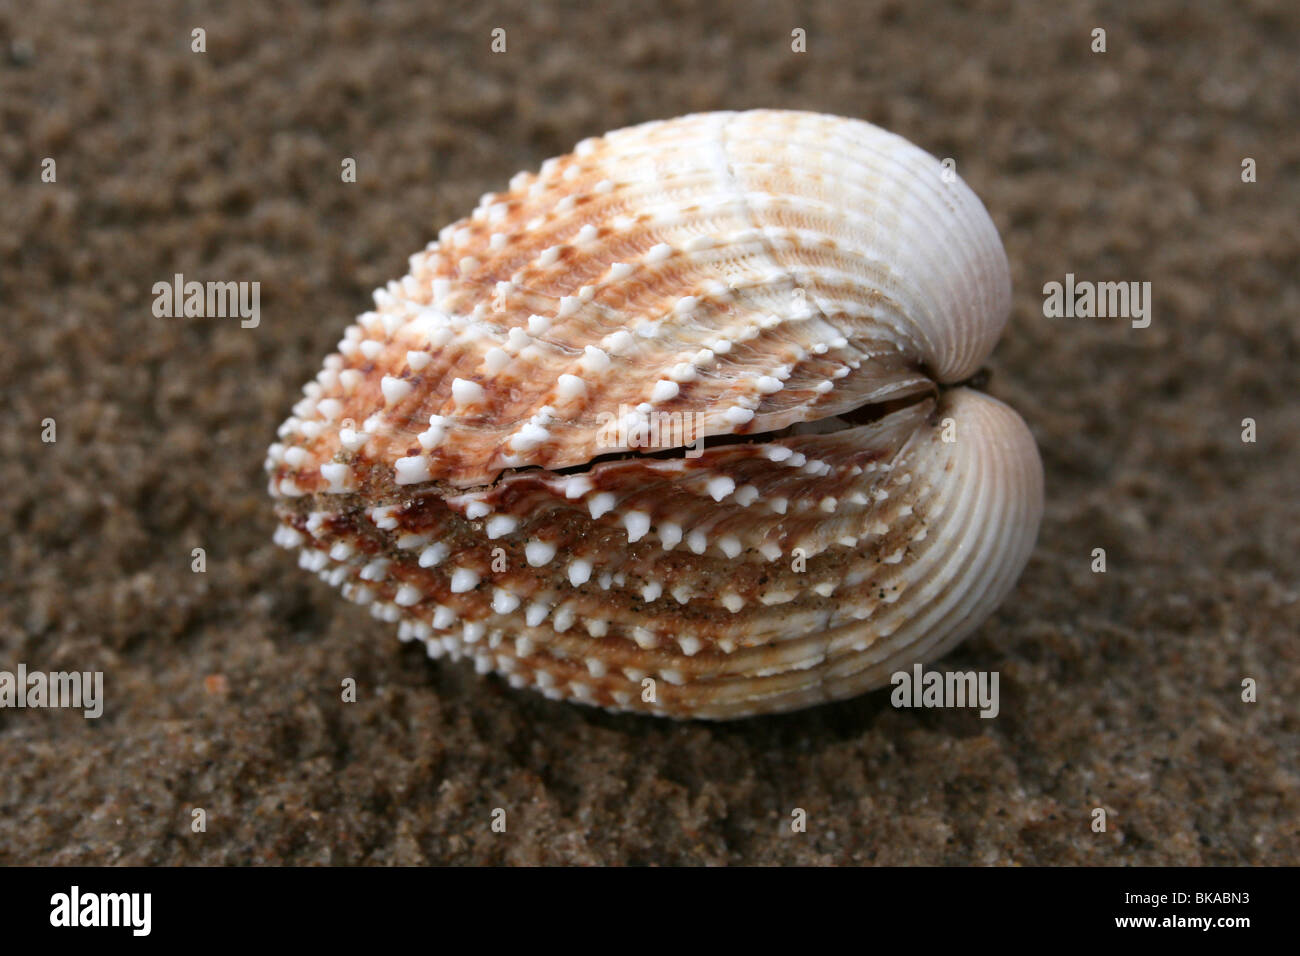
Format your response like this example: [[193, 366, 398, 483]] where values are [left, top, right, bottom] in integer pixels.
[[266, 110, 1042, 718]]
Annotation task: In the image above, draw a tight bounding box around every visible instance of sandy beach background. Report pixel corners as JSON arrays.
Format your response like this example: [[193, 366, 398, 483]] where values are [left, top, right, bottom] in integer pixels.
[[1, 0, 1296, 864]]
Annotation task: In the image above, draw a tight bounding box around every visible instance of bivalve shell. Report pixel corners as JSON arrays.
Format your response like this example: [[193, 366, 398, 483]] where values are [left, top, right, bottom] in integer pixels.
[[266, 110, 1043, 718]]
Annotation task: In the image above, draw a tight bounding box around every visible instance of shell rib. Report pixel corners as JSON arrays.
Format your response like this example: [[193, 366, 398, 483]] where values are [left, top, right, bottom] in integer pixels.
[[266, 109, 1042, 719]]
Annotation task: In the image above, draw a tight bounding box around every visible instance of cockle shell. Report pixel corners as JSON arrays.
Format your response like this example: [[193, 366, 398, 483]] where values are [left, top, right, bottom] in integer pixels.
[[266, 110, 1043, 719]]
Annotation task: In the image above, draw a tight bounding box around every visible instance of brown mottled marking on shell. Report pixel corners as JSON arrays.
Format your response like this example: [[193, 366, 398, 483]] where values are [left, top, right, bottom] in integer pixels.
[[266, 110, 1042, 719]]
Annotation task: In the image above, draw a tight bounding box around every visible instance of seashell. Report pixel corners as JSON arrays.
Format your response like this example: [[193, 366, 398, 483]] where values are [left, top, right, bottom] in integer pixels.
[[266, 110, 1043, 719]]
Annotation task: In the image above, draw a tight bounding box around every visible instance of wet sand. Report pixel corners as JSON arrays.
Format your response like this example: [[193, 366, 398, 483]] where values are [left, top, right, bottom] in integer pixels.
[[1, 0, 1296, 864]]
